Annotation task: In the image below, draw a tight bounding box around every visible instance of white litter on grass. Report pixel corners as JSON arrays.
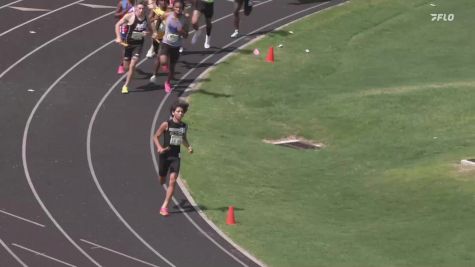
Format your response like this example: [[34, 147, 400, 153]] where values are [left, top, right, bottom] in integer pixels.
[[305, 49, 310, 53], [461, 159, 475, 167], [289, 30, 294, 34], [27, 89, 35, 92], [278, 44, 283, 48], [253, 48, 260, 56], [430, 3, 436, 6], [433, 136, 438, 139], [29, 30, 36, 34]]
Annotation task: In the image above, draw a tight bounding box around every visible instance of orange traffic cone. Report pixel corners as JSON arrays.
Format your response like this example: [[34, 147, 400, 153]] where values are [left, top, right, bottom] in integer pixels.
[[226, 206, 236, 225], [265, 47, 274, 63]]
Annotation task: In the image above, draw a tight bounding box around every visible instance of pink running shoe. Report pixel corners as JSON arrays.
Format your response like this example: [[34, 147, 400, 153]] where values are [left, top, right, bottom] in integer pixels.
[[160, 207, 169, 216], [164, 80, 172, 93], [117, 64, 125, 74]]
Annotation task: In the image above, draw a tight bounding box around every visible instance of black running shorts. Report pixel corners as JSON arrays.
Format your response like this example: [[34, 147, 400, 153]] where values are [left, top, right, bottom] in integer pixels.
[[234, 0, 252, 16], [194, 0, 214, 18], [124, 42, 144, 60], [159, 42, 181, 65], [159, 155, 181, 177]]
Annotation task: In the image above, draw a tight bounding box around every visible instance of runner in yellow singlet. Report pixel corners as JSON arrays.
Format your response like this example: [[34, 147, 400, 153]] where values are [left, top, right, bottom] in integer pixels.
[[146, 0, 168, 58]]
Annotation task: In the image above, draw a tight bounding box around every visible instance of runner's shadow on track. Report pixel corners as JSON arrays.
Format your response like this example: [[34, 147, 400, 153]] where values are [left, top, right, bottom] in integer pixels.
[[289, 0, 328, 4], [171, 199, 197, 214], [180, 60, 217, 70], [134, 83, 163, 92], [199, 206, 244, 212], [170, 200, 244, 214], [247, 29, 291, 38], [135, 68, 153, 79], [148, 78, 212, 92], [182, 47, 236, 56]]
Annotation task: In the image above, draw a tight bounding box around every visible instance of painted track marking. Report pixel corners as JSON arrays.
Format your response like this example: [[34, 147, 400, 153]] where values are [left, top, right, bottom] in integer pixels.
[[0, 238, 28, 267], [22, 42, 114, 267], [80, 239, 161, 267], [12, 243, 76, 267], [0, 0, 84, 37], [0, 209, 45, 228], [0, 0, 22, 10], [0, 11, 114, 79]]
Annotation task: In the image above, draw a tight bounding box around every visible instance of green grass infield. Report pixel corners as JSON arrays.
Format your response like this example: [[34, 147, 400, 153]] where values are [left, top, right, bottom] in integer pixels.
[[181, 0, 475, 266]]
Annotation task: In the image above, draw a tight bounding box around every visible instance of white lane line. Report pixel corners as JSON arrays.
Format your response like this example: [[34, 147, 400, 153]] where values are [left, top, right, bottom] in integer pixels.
[[22, 43, 114, 267], [8, 6, 50, 12], [79, 3, 116, 9], [0, 0, 22, 10], [0, 209, 45, 228], [0, 0, 84, 37], [85, 54, 176, 267], [0, 238, 28, 267], [80, 239, 161, 267], [0, 11, 114, 79], [12, 243, 76, 267]]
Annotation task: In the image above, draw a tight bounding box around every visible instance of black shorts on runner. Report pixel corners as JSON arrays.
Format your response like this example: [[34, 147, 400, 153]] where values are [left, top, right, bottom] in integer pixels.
[[235, 0, 252, 16], [194, 0, 214, 18], [159, 42, 181, 65], [244, 0, 252, 15], [159, 155, 181, 177], [124, 42, 144, 60]]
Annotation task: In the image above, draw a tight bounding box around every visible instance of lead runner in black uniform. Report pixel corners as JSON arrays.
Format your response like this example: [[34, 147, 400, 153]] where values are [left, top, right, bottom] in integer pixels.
[[153, 100, 193, 216]]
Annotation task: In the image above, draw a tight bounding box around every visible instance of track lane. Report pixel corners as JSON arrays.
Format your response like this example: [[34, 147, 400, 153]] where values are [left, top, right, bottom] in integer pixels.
[[0, 0, 85, 38], [0, 0, 114, 72]]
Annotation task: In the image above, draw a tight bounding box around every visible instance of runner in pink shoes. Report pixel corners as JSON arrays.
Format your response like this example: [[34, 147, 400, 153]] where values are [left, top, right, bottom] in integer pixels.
[[153, 100, 193, 216], [157, 0, 189, 93], [114, 0, 135, 74]]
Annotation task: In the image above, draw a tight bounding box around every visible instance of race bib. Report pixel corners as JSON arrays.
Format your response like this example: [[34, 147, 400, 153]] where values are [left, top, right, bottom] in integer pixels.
[[131, 31, 144, 40], [158, 23, 165, 33], [166, 33, 179, 43], [170, 135, 183, 146]]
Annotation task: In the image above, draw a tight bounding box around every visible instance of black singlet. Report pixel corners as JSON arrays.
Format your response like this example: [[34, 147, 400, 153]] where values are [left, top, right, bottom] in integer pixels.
[[162, 119, 187, 158]]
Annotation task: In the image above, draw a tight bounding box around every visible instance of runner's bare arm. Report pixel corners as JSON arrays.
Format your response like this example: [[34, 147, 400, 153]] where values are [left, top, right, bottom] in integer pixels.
[[153, 122, 170, 153], [145, 19, 153, 36], [182, 134, 193, 154], [180, 22, 189, 39], [115, 14, 131, 43]]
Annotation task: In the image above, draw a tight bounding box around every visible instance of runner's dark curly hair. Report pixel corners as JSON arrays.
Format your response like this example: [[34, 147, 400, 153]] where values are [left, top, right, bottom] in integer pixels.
[[170, 100, 189, 114]]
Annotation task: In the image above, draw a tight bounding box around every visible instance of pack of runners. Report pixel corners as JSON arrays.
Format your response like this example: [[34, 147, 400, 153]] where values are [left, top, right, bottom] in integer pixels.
[[114, 0, 254, 95]]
